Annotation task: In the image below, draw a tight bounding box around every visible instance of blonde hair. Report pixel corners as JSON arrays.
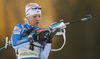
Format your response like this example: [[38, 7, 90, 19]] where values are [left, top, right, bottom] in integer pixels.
[[24, 3, 39, 23]]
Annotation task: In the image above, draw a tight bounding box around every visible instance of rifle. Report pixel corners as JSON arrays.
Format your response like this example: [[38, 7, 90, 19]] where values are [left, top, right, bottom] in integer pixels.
[[0, 14, 95, 51]]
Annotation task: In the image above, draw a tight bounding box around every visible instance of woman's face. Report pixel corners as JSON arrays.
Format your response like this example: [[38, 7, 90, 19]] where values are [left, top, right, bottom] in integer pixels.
[[27, 14, 41, 27]]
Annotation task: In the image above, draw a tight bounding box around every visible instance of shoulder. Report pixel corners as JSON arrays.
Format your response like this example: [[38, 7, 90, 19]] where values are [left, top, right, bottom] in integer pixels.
[[14, 23, 23, 30], [15, 23, 22, 27]]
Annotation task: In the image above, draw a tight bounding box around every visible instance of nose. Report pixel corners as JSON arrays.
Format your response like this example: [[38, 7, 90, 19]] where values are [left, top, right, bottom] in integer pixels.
[[36, 17, 40, 21]]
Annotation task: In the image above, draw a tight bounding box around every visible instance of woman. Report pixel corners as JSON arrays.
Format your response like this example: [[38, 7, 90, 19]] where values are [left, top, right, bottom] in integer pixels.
[[12, 3, 52, 59]]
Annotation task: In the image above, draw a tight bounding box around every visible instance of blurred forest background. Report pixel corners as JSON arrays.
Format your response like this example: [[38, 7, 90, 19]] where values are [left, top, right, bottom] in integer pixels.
[[0, 0, 100, 59]]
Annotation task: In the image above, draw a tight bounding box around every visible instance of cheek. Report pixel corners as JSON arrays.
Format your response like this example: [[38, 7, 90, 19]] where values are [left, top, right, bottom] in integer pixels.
[[39, 18, 41, 21], [28, 19, 33, 24], [30, 19, 34, 23], [30, 19, 36, 24]]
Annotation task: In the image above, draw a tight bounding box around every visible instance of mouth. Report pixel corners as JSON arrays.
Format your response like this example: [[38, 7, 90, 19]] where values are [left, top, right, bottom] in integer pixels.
[[36, 22, 39, 24]]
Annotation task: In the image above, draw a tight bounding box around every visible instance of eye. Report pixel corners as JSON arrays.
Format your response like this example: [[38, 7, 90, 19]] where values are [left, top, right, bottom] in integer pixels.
[[33, 16, 36, 18], [38, 15, 41, 18]]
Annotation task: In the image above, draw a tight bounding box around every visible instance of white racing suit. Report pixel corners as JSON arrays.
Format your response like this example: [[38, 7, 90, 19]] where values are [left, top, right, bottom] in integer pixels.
[[12, 23, 51, 59]]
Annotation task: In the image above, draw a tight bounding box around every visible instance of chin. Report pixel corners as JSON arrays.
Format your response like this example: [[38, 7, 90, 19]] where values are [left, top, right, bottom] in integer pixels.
[[34, 25, 38, 27]]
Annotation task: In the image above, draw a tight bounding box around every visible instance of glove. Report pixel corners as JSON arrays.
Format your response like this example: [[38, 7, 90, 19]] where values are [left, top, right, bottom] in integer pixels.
[[33, 31, 49, 42], [28, 36, 34, 44], [47, 28, 61, 43]]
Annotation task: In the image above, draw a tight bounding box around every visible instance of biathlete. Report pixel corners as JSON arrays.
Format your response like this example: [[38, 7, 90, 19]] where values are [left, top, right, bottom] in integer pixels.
[[12, 3, 52, 59]]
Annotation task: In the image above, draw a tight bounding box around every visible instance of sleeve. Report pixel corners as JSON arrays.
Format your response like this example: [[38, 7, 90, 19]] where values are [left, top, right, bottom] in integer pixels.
[[12, 23, 29, 49], [40, 43, 51, 59]]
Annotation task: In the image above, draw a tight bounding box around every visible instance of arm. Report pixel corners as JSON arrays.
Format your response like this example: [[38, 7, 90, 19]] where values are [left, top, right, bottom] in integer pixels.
[[40, 28, 60, 59], [40, 35, 52, 59], [12, 23, 30, 49], [40, 43, 51, 59]]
